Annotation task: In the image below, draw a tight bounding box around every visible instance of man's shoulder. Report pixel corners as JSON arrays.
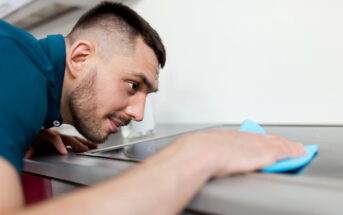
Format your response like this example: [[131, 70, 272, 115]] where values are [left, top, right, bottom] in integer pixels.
[[0, 20, 53, 73]]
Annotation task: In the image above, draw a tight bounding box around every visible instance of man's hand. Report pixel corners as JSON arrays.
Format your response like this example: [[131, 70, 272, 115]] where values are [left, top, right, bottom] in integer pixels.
[[9, 129, 306, 215], [25, 129, 98, 158], [172, 129, 306, 178]]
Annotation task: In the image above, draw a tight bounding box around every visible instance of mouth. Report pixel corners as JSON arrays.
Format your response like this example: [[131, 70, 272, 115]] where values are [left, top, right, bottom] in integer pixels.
[[109, 118, 120, 133], [108, 117, 130, 133]]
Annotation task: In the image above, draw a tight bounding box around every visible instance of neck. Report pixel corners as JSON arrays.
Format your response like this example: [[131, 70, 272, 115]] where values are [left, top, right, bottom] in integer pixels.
[[60, 83, 74, 125], [60, 37, 74, 125]]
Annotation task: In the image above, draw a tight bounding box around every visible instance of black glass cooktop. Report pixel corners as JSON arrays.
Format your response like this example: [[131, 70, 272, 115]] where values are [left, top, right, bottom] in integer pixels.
[[79, 124, 343, 180]]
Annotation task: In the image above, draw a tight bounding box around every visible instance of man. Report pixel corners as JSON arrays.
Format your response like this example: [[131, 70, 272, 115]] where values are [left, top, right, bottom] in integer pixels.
[[0, 1, 305, 214]]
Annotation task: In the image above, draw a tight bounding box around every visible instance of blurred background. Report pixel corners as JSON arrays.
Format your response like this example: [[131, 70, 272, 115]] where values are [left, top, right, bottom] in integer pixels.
[[3, 0, 343, 125]]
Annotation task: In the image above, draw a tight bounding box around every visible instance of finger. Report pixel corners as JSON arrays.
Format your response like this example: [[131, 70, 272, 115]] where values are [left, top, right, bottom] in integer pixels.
[[74, 137, 98, 149], [273, 139, 305, 160], [288, 142, 306, 157], [262, 134, 302, 158], [33, 130, 53, 146], [62, 136, 89, 152], [276, 137, 306, 157], [25, 147, 34, 158], [50, 134, 68, 155]]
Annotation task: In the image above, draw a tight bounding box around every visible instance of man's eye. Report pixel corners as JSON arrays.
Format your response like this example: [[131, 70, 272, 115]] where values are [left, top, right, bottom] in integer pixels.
[[128, 82, 138, 90]]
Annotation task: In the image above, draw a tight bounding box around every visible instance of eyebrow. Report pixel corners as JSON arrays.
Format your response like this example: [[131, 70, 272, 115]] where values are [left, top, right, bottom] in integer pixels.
[[131, 72, 159, 93]]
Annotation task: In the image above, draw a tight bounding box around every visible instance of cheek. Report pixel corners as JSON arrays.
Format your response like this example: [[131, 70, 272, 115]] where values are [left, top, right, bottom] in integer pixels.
[[96, 83, 129, 115]]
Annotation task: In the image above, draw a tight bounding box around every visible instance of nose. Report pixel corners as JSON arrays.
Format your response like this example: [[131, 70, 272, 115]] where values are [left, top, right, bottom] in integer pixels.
[[125, 94, 146, 121]]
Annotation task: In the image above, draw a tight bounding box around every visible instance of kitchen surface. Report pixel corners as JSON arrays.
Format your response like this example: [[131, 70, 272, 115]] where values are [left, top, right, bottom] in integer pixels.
[[24, 123, 343, 215], [2, 0, 343, 214]]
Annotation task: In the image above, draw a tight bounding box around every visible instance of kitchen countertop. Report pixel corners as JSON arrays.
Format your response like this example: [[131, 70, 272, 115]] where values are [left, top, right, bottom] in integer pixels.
[[24, 124, 343, 215]]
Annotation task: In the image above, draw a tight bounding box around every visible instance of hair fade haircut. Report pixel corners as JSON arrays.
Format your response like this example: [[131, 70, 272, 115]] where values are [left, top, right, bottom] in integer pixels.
[[68, 1, 166, 68]]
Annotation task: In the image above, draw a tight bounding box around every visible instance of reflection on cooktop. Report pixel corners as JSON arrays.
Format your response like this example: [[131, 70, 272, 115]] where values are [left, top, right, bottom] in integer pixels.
[[94, 135, 180, 162]]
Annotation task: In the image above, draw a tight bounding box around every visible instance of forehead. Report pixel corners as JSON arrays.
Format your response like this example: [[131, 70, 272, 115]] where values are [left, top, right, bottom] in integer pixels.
[[133, 37, 159, 76], [105, 36, 159, 91]]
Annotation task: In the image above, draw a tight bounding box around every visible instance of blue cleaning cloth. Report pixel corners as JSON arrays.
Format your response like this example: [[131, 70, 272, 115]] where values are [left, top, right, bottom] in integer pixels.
[[239, 119, 318, 173], [239, 119, 267, 135]]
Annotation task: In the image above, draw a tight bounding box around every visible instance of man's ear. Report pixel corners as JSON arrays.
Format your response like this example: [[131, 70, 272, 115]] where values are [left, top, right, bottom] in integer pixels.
[[65, 40, 95, 79]]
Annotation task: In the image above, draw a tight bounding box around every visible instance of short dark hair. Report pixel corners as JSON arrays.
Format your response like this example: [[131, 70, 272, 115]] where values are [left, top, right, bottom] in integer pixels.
[[68, 1, 166, 68]]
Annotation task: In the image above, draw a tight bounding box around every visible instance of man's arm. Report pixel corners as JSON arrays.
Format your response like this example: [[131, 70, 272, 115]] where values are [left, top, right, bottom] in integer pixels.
[[2, 129, 305, 215], [0, 158, 24, 214]]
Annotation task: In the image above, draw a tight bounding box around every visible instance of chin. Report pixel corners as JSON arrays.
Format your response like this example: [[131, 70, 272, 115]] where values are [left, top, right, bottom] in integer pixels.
[[75, 121, 113, 143], [79, 130, 109, 144], [88, 136, 108, 144]]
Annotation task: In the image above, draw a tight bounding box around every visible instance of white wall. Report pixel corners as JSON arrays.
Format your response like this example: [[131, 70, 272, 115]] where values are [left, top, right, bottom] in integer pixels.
[[29, 0, 343, 124]]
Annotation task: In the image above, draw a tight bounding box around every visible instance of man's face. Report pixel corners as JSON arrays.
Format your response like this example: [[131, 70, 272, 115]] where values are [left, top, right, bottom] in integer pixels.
[[69, 37, 159, 143]]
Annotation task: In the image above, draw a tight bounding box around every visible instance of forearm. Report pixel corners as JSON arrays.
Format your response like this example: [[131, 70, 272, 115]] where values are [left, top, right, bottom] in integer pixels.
[[14, 139, 214, 215], [96, 139, 214, 214], [7, 129, 305, 215]]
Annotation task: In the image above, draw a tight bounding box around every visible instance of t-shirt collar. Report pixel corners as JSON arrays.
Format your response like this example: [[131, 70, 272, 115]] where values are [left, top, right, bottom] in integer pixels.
[[38, 34, 66, 128]]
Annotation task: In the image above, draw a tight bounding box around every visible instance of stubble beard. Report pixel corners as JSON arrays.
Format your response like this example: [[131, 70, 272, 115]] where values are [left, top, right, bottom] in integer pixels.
[[68, 70, 109, 143]]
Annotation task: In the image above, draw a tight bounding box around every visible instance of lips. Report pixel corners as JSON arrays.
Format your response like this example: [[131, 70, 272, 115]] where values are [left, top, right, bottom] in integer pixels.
[[109, 119, 119, 133]]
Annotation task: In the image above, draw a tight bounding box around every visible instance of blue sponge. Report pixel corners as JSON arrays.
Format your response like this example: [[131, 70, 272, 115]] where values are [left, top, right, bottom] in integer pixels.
[[239, 119, 318, 173]]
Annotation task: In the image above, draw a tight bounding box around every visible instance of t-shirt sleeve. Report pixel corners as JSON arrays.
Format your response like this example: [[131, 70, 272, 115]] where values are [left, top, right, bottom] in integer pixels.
[[0, 38, 48, 173]]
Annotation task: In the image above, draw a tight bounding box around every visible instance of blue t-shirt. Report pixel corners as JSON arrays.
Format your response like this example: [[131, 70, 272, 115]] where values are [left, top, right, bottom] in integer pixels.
[[0, 20, 65, 173]]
